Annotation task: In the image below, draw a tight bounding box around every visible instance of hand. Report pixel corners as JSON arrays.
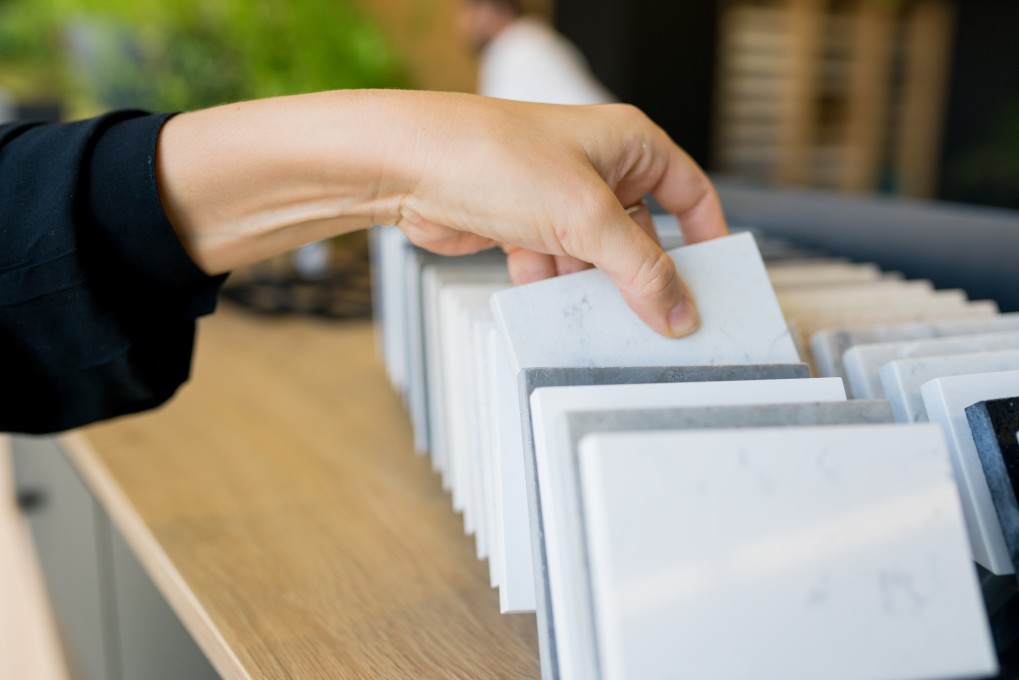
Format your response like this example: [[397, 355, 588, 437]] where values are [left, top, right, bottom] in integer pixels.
[[157, 91, 728, 338], [384, 94, 728, 337]]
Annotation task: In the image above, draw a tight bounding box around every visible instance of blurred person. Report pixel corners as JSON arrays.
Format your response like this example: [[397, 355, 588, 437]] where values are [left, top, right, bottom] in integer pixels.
[[0, 90, 726, 434], [460, 0, 613, 104]]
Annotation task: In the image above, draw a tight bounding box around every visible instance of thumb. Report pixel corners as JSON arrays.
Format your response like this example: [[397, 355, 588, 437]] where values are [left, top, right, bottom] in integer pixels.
[[560, 192, 699, 338]]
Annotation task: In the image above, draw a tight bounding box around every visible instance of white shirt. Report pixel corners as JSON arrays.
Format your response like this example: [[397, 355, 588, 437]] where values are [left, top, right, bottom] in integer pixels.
[[479, 17, 614, 105]]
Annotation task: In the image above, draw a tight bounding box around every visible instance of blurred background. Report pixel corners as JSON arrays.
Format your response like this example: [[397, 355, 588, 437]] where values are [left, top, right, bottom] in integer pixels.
[[0, 0, 1016, 319]]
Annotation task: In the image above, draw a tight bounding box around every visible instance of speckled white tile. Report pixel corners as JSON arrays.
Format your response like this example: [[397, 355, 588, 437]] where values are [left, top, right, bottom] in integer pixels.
[[531, 378, 847, 680], [922, 370, 1019, 574], [810, 313, 1019, 379], [579, 426, 996, 680], [844, 331, 1019, 399], [880, 349, 1019, 423], [491, 233, 800, 373]]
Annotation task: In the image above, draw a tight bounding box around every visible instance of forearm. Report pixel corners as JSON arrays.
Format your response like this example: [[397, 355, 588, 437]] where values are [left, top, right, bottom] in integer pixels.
[[155, 89, 439, 274]]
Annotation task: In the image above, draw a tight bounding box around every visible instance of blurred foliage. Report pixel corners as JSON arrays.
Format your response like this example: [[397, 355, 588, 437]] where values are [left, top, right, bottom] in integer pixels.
[[0, 0, 409, 113]]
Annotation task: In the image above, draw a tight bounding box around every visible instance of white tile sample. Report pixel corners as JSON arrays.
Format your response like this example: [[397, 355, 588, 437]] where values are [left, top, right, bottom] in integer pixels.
[[491, 330, 535, 612], [531, 378, 848, 680], [579, 426, 996, 680], [491, 232, 800, 373], [811, 312, 1019, 379], [922, 370, 1019, 574], [844, 331, 1019, 398], [880, 349, 1019, 423]]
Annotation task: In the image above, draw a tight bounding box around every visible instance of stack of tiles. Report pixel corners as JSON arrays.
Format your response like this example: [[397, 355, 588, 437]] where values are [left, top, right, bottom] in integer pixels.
[[370, 217, 1002, 679]]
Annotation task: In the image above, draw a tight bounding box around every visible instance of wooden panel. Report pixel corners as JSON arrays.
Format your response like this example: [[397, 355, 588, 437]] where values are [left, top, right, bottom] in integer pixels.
[[75, 309, 540, 680]]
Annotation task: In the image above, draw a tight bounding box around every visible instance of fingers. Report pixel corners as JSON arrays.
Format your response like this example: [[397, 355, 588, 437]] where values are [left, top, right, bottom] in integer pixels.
[[397, 218, 497, 256], [505, 247, 557, 285], [648, 141, 728, 246], [558, 187, 700, 338]]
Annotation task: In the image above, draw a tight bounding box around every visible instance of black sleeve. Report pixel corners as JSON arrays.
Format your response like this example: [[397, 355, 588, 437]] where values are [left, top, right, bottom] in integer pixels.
[[0, 111, 228, 434]]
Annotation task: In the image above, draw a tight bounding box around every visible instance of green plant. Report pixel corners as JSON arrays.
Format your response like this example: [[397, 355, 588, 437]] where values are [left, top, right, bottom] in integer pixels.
[[0, 0, 409, 111]]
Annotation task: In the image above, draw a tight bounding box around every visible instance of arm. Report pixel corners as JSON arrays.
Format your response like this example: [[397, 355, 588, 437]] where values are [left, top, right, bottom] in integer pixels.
[[156, 90, 728, 337]]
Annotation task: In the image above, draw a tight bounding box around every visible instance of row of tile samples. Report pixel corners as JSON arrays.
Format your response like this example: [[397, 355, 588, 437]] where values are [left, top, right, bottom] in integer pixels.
[[369, 218, 1015, 680]]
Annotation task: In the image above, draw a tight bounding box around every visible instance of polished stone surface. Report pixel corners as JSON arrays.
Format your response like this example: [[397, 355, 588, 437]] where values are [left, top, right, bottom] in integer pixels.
[[550, 399, 890, 680], [844, 331, 1019, 399], [579, 426, 996, 680], [530, 377, 846, 680], [810, 313, 1019, 379], [881, 349, 1019, 423], [968, 397, 1019, 573], [491, 233, 800, 374], [922, 370, 1019, 574]]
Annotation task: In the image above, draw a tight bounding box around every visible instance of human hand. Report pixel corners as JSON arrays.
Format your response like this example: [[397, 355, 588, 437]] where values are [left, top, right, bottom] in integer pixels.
[[383, 93, 728, 338]]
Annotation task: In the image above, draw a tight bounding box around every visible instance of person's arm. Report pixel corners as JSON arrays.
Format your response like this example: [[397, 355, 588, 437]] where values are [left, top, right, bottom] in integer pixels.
[[156, 90, 727, 338]]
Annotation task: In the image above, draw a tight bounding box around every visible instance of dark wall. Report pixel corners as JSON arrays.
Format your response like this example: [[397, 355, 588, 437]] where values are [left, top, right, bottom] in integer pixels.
[[554, 0, 719, 168], [939, 0, 1019, 209]]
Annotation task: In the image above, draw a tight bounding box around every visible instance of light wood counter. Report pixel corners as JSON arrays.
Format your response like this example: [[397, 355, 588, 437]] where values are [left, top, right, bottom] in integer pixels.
[[67, 307, 539, 679]]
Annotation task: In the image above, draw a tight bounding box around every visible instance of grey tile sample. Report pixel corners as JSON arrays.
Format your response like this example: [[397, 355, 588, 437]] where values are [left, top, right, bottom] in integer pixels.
[[518, 363, 810, 680], [551, 400, 893, 679], [968, 397, 1019, 572], [810, 312, 1019, 379]]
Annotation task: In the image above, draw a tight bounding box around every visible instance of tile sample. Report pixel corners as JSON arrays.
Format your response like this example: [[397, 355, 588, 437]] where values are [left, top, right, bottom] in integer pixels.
[[881, 349, 1019, 423], [845, 331, 1019, 399], [767, 262, 884, 288], [922, 370, 1019, 574], [579, 426, 996, 680], [547, 398, 889, 680], [777, 279, 937, 312], [790, 300, 998, 344], [491, 232, 800, 373], [968, 397, 1019, 572], [517, 366, 812, 674], [811, 312, 1019, 379]]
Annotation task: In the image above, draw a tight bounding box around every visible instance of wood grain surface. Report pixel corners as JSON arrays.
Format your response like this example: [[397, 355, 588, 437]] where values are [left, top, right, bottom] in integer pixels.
[[76, 307, 539, 679]]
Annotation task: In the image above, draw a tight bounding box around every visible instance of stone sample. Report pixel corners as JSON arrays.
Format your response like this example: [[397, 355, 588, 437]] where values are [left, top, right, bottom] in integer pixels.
[[578, 426, 997, 680], [920, 370, 1019, 574], [545, 398, 889, 680], [810, 313, 1019, 379], [844, 331, 1019, 398], [968, 397, 1019, 573], [881, 349, 1019, 423]]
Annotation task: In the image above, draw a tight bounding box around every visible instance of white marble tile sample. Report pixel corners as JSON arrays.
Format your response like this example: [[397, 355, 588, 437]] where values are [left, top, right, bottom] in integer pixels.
[[531, 378, 847, 680], [921, 370, 1019, 574], [810, 312, 1019, 379], [880, 349, 1019, 423], [579, 426, 996, 680], [491, 232, 800, 373], [844, 331, 1019, 399]]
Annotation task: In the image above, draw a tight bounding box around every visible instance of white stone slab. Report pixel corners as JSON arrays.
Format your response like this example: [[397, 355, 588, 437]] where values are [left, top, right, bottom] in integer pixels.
[[491, 232, 800, 373], [922, 370, 1019, 574], [485, 327, 504, 590], [881, 349, 1019, 423], [440, 284, 508, 535], [491, 330, 535, 612], [845, 331, 1019, 399], [811, 312, 1019, 379], [532, 378, 847, 680], [579, 426, 996, 680], [422, 264, 508, 479], [463, 309, 496, 560]]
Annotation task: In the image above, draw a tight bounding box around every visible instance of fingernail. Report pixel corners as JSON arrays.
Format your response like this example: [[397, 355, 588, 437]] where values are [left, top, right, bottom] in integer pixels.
[[668, 296, 700, 338]]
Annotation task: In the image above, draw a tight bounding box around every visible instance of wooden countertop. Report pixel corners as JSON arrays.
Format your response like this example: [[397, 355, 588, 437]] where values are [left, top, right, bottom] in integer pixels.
[[66, 307, 539, 679]]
